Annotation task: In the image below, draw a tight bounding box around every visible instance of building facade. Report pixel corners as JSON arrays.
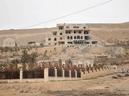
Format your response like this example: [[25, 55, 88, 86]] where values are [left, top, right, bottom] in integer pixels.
[[45, 23, 98, 47]]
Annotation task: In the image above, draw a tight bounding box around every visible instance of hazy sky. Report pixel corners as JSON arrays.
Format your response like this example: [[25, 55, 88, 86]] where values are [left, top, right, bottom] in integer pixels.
[[0, 0, 129, 29]]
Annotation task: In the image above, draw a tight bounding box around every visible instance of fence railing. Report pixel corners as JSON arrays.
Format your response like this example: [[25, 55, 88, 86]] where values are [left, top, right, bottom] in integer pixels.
[[0, 64, 117, 81]]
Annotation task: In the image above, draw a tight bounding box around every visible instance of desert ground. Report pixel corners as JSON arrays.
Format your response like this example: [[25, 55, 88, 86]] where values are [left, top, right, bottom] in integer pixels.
[[0, 22, 129, 96], [0, 73, 129, 96]]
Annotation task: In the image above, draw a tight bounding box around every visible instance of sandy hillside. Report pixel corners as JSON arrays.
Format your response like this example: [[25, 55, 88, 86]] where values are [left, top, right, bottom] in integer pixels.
[[0, 22, 129, 46]]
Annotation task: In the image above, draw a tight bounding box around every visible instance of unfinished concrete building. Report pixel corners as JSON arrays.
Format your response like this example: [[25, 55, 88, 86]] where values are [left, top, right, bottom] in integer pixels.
[[45, 23, 98, 47]]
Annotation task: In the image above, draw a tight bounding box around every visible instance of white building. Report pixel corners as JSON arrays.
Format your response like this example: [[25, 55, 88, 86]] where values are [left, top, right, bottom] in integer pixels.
[[3, 38, 16, 47], [45, 23, 98, 47]]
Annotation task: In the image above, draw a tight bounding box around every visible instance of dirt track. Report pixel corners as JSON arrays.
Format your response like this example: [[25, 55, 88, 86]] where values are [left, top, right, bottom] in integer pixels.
[[0, 73, 129, 96]]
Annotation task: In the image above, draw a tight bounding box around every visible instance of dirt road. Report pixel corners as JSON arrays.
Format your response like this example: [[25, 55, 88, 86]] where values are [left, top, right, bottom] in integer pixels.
[[0, 74, 129, 96]]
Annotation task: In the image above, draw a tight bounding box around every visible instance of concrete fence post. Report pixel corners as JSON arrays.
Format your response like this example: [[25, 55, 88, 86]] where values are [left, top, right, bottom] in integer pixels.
[[62, 68, 65, 78], [69, 70, 71, 79], [20, 67, 23, 81], [80, 69, 85, 79], [44, 68, 49, 82], [75, 70, 77, 78], [54, 67, 57, 78]]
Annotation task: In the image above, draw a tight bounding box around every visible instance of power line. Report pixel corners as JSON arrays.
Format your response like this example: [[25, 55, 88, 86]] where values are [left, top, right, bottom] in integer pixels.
[[23, 0, 113, 28]]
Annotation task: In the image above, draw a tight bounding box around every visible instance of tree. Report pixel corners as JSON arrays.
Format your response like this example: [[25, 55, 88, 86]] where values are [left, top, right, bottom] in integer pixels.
[[21, 49, 30, 64], [11, 58, 20, 64], [0, 64, 6, 71], [29, 52, 38, 64], [42, 50, 49, 60], [21, 49, 38, 69]]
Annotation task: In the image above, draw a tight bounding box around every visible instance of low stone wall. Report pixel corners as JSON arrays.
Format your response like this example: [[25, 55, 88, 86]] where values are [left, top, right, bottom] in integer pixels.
[[0, 78, 45, 83], [44, 68, 81, 81], [81, 69, 115, 79], [0, 68, 81, 83], [0, 65, 118, 82], [49, 77, 80, 81]]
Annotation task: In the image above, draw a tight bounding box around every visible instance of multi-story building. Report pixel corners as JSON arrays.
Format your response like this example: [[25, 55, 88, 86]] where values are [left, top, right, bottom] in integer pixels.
[[45, 23, 98, 47]]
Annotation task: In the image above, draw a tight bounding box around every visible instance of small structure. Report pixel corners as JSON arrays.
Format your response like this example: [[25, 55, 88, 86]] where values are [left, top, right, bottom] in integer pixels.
[[3, 38, 16, 47]]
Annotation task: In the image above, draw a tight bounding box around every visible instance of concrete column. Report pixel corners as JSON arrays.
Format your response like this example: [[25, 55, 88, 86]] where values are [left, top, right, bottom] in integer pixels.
[[75, 70, 77, 78], [69, 70, 71, 79], [44, 68, 49, 82], [54, 67, 57, 78], [62, 68, 65, 78], [20, 67, 23, 81]]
